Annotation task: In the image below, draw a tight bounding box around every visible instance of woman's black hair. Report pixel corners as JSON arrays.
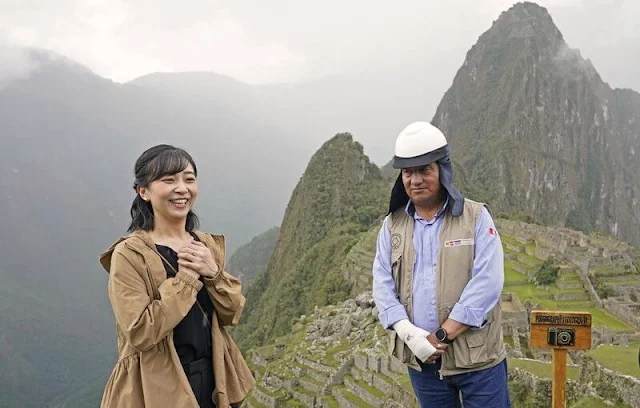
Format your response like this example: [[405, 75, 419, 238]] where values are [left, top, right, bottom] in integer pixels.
[[128, 144, 200, 232]]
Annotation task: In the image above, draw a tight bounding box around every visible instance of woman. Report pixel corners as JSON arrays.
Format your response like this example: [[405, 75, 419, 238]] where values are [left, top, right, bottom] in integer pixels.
[[99, 144, 255, 407]]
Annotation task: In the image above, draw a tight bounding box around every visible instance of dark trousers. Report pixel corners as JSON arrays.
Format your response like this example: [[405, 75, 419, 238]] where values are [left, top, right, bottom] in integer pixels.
[[408, 358, 511, 408]]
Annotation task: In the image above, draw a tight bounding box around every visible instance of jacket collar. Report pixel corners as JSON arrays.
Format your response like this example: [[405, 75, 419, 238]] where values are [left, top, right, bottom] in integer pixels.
[[99, 230, 223, 274]]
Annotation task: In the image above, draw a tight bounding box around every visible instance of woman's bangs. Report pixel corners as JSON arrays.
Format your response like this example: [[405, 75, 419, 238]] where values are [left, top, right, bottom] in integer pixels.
[[147, 150, 194, 182]]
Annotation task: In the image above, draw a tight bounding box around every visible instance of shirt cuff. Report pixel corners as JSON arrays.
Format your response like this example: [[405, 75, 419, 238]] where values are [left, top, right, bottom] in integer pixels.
[[379, 304, 409, 329], [449, 303, 486, 328]]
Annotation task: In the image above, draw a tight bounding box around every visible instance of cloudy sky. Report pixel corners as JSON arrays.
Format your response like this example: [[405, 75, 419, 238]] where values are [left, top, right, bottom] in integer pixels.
[[1, 0, 638, 91]]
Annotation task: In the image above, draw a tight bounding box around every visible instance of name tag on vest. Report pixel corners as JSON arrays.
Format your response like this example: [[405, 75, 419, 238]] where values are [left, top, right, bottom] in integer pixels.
[[444, 238, 474, 248]]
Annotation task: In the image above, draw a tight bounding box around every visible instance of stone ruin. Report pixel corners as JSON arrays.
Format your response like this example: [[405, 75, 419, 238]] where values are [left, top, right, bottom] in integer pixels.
[[497, 219, 640, 331]]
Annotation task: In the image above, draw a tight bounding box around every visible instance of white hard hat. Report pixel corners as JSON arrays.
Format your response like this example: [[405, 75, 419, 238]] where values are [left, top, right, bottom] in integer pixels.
[[392, 122, 450, 169]]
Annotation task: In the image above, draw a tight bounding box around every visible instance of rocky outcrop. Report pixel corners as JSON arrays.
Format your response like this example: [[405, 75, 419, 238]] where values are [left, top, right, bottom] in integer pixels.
[[244, 293, 419, 408]]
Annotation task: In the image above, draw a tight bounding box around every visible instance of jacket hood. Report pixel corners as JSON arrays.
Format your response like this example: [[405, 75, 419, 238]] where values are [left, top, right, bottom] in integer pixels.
[[100, 236, 130, 274], [99, 230, 154, 274]]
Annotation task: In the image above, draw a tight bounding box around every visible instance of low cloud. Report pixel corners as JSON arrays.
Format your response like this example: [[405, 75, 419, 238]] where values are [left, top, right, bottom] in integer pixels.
[[0, 32, 38, 89], [553, 43, 598, 80]]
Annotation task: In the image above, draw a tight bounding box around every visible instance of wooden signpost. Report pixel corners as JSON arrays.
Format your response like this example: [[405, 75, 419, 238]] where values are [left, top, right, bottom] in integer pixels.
[[530, 311, 592, 408]]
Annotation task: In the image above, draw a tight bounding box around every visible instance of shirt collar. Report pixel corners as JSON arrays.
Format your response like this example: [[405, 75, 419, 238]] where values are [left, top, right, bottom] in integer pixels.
[[405, 197, 449, 221]]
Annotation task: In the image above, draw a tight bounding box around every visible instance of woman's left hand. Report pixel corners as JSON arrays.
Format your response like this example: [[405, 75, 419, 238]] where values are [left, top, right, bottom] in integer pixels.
[[177, 241, 220, 278]]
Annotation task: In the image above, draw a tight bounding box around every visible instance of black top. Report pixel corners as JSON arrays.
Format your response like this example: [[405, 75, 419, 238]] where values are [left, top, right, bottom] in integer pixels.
[[156, 243, 216, 406]]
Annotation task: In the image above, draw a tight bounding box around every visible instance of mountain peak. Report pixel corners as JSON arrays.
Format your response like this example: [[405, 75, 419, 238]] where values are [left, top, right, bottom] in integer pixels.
[[432, 2, 640, 244], [234, 132, 389, 349], [470, 1, 564, 59], [493, 2, 561, 41], [501, 2, 553, 21]]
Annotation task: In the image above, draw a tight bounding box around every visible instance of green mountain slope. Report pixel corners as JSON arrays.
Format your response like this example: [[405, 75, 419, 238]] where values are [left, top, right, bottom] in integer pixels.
[[235, 134, 389, 351], [227, 227, 280, 287]]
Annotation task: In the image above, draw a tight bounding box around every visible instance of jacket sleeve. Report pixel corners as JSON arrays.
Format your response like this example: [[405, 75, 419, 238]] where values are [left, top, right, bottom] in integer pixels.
[[203, 271, 246, 326], [107, 248, 203, 351]]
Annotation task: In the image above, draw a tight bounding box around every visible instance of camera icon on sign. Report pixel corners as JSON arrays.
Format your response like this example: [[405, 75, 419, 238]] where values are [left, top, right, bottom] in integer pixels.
[[547, 327, 575, 347]]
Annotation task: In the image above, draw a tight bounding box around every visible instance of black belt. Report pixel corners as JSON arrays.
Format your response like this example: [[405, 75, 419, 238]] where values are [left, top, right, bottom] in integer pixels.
[[182, 357, 212, 376]]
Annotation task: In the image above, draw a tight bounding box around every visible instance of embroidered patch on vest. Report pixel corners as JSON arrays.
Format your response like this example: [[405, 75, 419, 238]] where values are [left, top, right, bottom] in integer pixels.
[[391, 233, 402, 250], [444, 238, 475, 248]]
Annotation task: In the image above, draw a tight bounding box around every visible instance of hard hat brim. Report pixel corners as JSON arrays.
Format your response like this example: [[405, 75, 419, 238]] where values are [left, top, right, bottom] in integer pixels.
[[392, 145, 449, 169]]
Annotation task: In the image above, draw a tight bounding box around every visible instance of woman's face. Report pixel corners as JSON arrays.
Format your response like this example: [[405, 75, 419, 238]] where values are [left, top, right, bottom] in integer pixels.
[[139, 164, 198, 225]]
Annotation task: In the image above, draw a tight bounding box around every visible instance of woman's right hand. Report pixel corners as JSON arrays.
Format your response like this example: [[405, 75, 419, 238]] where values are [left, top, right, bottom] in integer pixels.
[[177, 241, 220, 279]]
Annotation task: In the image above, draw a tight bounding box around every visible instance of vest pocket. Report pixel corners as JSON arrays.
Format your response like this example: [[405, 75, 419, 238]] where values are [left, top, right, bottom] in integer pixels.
[[450, 327, 489, 369], [466, 330, 488, 365]]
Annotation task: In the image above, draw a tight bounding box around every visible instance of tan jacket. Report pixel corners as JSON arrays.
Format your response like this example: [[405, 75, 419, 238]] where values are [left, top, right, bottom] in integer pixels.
[[387, 199, 506, 376], [99, 230, 255, 407]]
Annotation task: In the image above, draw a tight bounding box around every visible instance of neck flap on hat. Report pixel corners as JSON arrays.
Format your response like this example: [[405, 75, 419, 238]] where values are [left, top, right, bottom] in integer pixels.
[[387, 155, 464, 217]]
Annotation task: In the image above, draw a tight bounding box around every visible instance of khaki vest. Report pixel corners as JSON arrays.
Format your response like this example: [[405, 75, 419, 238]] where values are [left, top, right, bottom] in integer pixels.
[[386, 199, 506, 376]]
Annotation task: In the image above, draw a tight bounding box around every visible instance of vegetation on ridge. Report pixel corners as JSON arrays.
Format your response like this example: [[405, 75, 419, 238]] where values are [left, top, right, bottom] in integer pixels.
[[234, 134, 389, 351]]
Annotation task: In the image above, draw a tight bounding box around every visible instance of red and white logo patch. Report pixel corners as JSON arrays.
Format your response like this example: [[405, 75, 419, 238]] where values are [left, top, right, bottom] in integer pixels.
[[489, 227, 498, 236], [444, 238, 474, 248]]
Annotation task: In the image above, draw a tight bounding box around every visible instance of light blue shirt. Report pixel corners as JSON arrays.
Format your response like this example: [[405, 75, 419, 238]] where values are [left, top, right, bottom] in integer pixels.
[[372, 200, 504, 332]]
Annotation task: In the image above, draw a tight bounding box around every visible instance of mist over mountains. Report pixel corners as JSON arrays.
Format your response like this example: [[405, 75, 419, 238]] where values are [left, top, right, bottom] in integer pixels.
[[0, 43, 433, 407], [0, 2, 639, 407]]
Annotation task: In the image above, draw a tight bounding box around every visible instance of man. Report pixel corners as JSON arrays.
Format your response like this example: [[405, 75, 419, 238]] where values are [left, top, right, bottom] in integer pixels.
[[372, 121, 511, 407]]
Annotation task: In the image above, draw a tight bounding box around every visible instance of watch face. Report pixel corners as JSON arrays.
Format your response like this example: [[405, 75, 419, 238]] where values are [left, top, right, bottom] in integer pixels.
[[436, 328, 446, 341]]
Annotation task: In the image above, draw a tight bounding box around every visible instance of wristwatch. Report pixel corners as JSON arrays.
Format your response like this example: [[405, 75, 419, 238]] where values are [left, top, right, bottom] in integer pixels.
[[435, 327, 454, 344]]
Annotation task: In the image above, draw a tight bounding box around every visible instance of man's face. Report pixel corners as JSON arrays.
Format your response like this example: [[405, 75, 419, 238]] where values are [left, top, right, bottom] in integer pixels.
[[401, 162, 443, 208]]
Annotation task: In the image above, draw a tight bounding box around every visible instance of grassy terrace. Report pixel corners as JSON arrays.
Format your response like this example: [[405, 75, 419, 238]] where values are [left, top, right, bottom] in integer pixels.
[[346, 375, 386, 399], [395, 371, 414, 394], [254, 344, 275, 360], [292, 385, 315, 396], [602, 277, 640, 288], [558, 273, 582, 282], [590, 263, 636, 273], [515, 252, 543, 266], [547, 286, 587, 295], [500, 234, 526, 247], [246, 360, 266, 378], [505, 263, 530, 283], [374, 371, 395, 386], [570, 397, 632, 408], [323, 395, 339, 408], [323, 339, 355, 367], [506, 280, 632, 331], [501, 234, 636, 333], [508, 358, 580, 381], [588, 342, 640, 377], [300, 375, 322, 386], [335, 386, 369, 407], [256, 385, 287, 399], [269, 360, 301, 381]]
